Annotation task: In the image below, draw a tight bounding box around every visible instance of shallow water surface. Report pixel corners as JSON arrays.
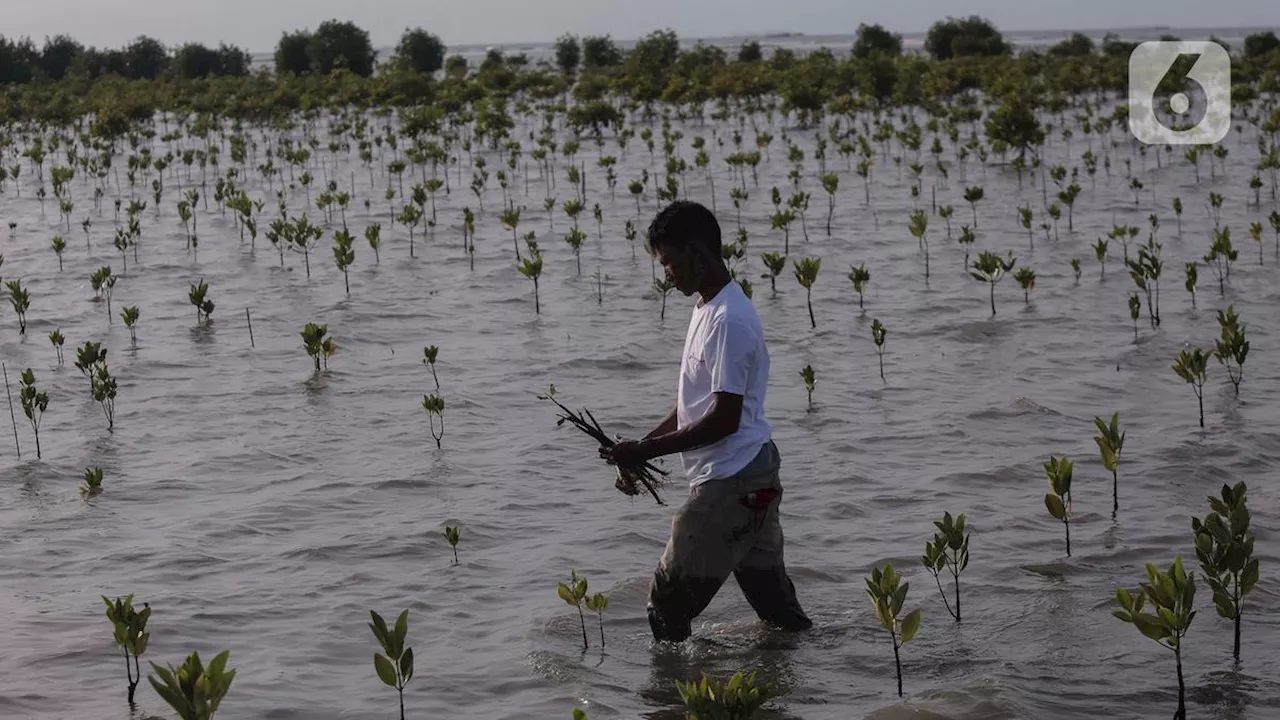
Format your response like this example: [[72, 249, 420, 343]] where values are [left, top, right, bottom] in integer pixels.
[[1, 109, 1278, 720]]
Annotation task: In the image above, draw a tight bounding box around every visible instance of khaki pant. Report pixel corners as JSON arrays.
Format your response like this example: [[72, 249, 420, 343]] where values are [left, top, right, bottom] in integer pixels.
[[647, 441, 812, 641]]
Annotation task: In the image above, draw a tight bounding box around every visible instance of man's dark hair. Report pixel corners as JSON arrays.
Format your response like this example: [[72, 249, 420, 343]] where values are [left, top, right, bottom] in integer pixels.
[[645, 200, 722, 258]]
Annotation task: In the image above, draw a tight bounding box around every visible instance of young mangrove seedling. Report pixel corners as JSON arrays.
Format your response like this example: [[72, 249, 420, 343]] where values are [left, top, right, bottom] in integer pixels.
[[74, 341, 106, 389], [866, 563, 922, 698], [1184, 262, 1198, 309], [1204, 227, 1237, 296], [793, 256, 821, 329], [1127, 236, 1164, 328], [1214, 306, 1248, 397], [970, 251, 1016, 317], [921, 511, 970, 622], [18, 369, 48, 459], [444, 525, 460, 564], [51, 235, 66, 271], [1017, 205, 1033, 247], [557, 569, 591, 650], [1112, 556, 1196, 720], [121, 306, 140, 346], [422, 393, 445, 449], [1093, 237, 1109, 279], [955, 224, 975, 268], [1013, 267, 1036, 305], [586, 592, 609, 649], [676, 672, 767, 720], [870, 318, 887, 382], [1171, 347, 1212, 428], [963, 185, 984, 227], [820, 172, 838, 235], [847, 263, 871, 309], [365, 224, 382, 264], [759, 252, 786, 295], [103, 594, 151, 706], [333, 230, 355, 295], [301, 323, 336, 371], [1043, 455, 1074, 556], [189, 280, 215, 324], [799, 364, 815, 410], [422, 346, 440, 389], [1128, 293, 1142, 342], [517, 236, 544, 315], [91, 362, 117, 431], [82, 466, 104, 495], [149, 650, 236, 720], [6, 280, 30, 335], [501, 206, 523, 260], [1069, 258, 1081, 284], [1249, 221, 1264, 265], [653, 278, 675, 321], [908, 209, 930, 280], [1093, 413, 1126, 515], [1191, 482, 1258, 663], [50, 329, 65, 365], [369, 610, 415, 720]]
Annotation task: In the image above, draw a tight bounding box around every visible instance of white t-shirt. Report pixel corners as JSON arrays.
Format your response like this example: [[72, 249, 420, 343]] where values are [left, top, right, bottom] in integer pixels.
[[676, 280, 773, 486]]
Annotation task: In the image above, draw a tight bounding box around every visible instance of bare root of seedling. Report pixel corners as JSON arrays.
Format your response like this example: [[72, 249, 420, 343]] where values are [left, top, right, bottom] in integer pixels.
[[538, 393, 670, 505]]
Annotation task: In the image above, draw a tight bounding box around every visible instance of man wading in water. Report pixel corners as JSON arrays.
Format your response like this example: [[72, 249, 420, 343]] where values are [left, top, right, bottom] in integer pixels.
[[601, 200, 812, 642]]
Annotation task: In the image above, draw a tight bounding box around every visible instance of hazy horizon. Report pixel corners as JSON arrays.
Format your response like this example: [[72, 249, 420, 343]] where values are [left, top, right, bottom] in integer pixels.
[[4, 0, 1279, 54]]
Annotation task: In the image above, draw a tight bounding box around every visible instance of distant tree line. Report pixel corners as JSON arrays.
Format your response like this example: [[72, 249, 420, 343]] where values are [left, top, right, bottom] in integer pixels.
[[0, 34, 250, 84], [2, 17, 1279, 89]]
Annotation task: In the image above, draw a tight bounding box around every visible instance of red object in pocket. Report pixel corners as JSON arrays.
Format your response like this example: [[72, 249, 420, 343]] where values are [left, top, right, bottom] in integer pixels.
[[740, 488, 779, 531]]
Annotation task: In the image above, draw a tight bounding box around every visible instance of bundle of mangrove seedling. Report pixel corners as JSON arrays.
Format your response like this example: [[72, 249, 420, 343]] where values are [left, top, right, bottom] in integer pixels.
[[537, 390, 670, 505]]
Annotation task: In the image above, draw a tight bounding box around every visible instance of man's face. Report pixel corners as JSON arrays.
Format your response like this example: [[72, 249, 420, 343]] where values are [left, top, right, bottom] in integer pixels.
[[653, 243, 701, 296]]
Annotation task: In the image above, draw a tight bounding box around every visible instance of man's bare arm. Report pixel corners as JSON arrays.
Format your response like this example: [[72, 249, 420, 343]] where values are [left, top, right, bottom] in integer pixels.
[[644, 405, 679, 440], [635, 392, 742, 461]]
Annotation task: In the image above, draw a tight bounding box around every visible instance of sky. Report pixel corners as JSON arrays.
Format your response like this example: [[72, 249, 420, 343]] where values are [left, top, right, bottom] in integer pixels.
[[4, 0, 1279, 53]]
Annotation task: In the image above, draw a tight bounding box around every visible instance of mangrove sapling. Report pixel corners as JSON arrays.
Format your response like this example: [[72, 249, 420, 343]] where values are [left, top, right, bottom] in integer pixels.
[[517, 238, 544, 315], [1093, 237, 1109, 279], [51, 235, 66, 271], [91, 362, 117, 431], [557, 569, 591, 650], [586, 592, 609, 649], [189, 280, 215, 324], [1270, 210, 1280, 258], [1190, 482, 1259, 663], [1184, 262, 1198, 309], [921, 511, 970, 622], [970, 251, 1016, 317], [103, 594, 151, 705], [50, 330, 64, 365], [1128, 294, 1142, 342], [1204, 227, 1237, 296], [789, 191, 812, 242], [1093, 412, 1126, 515], [1173, 196, 1183, 233], [908, 210, 930, 280], [74, 341, 106, 389], [956, 225, 975, 268], [422, 394, 445, 449], [6, 280, 30, 335], [866, 564, 922, 698], [963, 185, 984, 227], [848, 264, 870, 309], [365, 224, 381, 264], [793, 257, 821, 329], [820, 172, 838, 235], [291, 214, 326, 275], [121, 306, 140, 346], [301, 323, 336, 372], [422, 346, 440, 390], [770, 207, 796, 255], [592, 203, 603, 241], [654, 278, 675, 320], [1172, 347, 1212, 428], [82, 467, 104, 496], [799, 365, 815, 410], [333, 230, 355, 295], [369, 609, 414, 720], [501, 206, 523, 260], [1043, 456, 1074, 556], [676, 672, 767, 720], [397, 204, 423, 258], [1070, 258, 1082, 284], [1112, 556, 1196, 720], [1214, 306, 1249, 397], [759, 252, 786, 295], [1249, 221, 1264, 265], [872, 318, 887, 382], [444, 526, 460, 564], [1013, 267, 1036, 305], [18, 369, 48, 459], [149, 650, 236, 720]]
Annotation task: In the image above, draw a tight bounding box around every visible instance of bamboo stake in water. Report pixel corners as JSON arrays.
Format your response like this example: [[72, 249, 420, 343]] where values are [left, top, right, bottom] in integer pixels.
[[246, 308, 255, 348], [2, 364, 20, 458]]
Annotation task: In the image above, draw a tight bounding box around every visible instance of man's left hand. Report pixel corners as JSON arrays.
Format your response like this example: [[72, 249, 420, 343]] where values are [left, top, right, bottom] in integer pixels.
[[600, 439, 649, 466]]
